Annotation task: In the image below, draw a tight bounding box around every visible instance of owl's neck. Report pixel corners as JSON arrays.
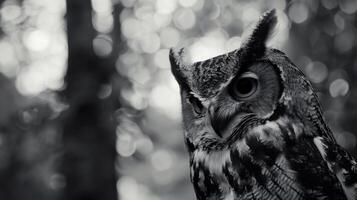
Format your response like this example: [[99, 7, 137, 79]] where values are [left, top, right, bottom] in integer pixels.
[[189, 115, 306, 200]]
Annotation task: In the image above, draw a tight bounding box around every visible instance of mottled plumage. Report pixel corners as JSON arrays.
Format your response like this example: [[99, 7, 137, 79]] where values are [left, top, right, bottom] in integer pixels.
[[170, 10, 357, 200]]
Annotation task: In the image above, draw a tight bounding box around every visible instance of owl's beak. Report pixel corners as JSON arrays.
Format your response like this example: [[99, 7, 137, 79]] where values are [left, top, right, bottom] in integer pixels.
[[209, 105, 249, 139], [209, 106, 237, 138], [209, 105, 232, 138], [210, 113, 229, 138]]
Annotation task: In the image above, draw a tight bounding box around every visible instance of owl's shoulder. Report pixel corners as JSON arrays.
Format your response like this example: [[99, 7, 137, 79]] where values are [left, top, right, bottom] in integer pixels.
[[313, 136, 357, 200], [232, 117, 350, 199]]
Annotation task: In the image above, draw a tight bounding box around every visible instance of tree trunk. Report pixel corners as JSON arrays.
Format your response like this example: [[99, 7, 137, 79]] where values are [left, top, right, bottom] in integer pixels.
[[61, 0, 120, 200]]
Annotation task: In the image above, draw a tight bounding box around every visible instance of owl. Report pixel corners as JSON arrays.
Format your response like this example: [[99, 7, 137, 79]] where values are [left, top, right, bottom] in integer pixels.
[[170, 10, 357, 200]]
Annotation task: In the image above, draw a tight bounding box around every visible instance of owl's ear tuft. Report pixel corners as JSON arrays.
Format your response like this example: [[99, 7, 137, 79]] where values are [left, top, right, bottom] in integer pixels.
[[242, 9, 277, 60], [169, 48, 191, 89]]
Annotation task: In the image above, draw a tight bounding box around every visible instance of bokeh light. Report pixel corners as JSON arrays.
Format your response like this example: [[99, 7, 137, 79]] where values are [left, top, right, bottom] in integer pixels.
[[140, 33, 161, 53], [93, 34, 113, 57], [179, 0, 197, 7], [329, 78, 349, 97], [0, 0, 356, 199], [173, 8, 196, 30], [334, 30, 355, 53], [93, 12, 114, 33], [0, 0, 68, 96], [0, 3, 21, 22], [288, 2, 309, 24], [117, 132, 137, 157], [305, 61, 328, 83], [190, 29, 227, 62], [149, 83, 181, 120], [23, 29, 51, 52], [321, 0, 338, 10], [339, 0, 357, 14], [160, 27, 180, 48], [150, 149, 174, 171], [154, 49, 170, 69], [0, 41, 19, 77], [156, 0, 177, 14]]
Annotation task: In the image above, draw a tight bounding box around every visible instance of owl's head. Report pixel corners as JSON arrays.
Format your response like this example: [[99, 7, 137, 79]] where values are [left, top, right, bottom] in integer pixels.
[[170, 10, 322, 153]]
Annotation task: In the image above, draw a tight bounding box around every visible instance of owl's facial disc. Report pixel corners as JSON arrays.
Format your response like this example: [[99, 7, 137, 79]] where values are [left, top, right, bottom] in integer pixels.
[[210, 62, 281, 139], [210, 72, 260, 138]]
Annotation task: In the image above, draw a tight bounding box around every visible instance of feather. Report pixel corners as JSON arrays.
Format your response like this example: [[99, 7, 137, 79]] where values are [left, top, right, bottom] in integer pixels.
[[316, 137, 357, 200], [241, 9, 277, 62]]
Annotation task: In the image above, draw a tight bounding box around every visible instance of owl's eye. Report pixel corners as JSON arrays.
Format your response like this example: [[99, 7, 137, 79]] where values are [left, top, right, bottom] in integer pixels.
[[231, 72, 259, 99], [188, 96, 203, 114]]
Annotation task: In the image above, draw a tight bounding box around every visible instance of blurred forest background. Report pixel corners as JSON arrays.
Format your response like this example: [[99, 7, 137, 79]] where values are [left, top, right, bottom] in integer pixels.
[[0, 0, 356, 199]]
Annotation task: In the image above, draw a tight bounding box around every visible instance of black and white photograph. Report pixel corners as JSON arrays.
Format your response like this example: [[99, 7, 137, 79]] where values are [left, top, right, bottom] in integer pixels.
[[0, 0, 356, 199]]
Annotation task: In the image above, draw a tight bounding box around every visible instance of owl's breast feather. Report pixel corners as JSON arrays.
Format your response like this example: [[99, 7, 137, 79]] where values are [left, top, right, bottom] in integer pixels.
[[190, 117, 309, 200]]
